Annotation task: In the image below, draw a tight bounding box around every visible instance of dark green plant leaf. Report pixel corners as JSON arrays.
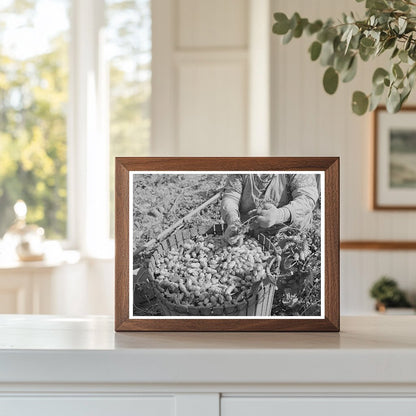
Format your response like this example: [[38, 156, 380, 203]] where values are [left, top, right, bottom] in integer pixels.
[[360, 37, 375, 48], [342, 56, 358, 82], [393, 0, 409, 12], [393, 63, 404, 79], [366, 0, 388, 8], [323, 67, 339, 94], [387, 87, 401, 112], [307, 20, 323, 35], [273, 13, 290, 35], [399, 49, 408, 63], [282, 29, 293, 44], [401, 87, 411, 106], [383, 37, 396, 50], [372, 67, 389, 86], [352, 91, 369, 115], [391, 47, 399, 59], [309, 41, 322, 61], [405, 34, 413, 51], [334, 52, 352, 72], [320, 40, 335, 66], [369, 92, 383, 111]]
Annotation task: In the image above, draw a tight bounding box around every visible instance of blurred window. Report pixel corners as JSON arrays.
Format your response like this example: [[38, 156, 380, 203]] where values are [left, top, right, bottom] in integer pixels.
[[0, 0, 70, 239], [0, 0, 152, 245]]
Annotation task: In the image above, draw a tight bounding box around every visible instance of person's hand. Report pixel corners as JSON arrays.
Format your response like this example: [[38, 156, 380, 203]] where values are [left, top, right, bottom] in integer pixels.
[[223, 220, 242, 245], [256, 203, 286, 229]]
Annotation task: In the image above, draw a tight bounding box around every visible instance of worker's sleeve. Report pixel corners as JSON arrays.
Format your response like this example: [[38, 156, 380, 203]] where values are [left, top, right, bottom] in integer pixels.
[[221, 174, 243, 225], [285, 174, 319, 228]]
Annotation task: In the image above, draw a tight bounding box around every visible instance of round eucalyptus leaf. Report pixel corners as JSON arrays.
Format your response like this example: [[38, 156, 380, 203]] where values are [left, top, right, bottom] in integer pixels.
[[399, 50, 408, 63], [387, 88, 401, 113], [369, 92, 383, 112], [320, 40, 335, 66], [282, 29, 293, 45], [400, 88, 411, 106], [323, 67, 339, 95], [359, 44, 375, 62], [317, 29, 328, 43], [391, 47, 399, 59], [372, 68, 389, 86], [334, 52, 352, 73], [342, 56, 358, 83], [383, 37, 396, 50], [352, 91, 369, 115], [360, 37, 375, 48], [307, 20, 323, 35], [393, 63, 404, 79], [373, 82, 385, 96], [273, 13, 290, 34], [293, 18, 308, 38], [309, 41, 322, 61]]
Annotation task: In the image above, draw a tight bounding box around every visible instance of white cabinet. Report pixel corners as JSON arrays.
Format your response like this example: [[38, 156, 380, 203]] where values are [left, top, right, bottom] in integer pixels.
[[1, 316, 416, 416], [221, 398, 416, 416], [1, 397, 175, 416]]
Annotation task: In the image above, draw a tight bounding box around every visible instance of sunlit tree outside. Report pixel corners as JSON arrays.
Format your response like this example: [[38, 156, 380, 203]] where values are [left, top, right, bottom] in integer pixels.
[[0, 0, 152, 240], [0, 0, 70, 238]]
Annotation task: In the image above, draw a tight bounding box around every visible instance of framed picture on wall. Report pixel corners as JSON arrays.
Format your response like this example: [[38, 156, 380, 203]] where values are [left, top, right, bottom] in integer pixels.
[[374, 106, 416, 209], [115, 157, 339, 332]]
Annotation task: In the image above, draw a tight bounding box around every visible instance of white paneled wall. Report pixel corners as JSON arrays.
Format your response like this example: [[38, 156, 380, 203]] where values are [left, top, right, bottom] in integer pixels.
[[271, 0, 416, 313], [152, 0, 263, 156]]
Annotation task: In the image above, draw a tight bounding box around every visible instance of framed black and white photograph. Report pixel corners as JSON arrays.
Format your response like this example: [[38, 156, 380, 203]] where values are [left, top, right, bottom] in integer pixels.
[[374, 106, 416, 210], [115, 157, 339, 332]]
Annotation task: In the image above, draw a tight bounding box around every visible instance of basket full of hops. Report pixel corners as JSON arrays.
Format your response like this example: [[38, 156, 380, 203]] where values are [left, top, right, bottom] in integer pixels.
[[147, 224, 280, 316]]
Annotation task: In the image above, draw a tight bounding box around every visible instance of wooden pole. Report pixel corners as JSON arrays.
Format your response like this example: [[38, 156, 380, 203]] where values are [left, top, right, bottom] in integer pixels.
[[133, 189, 223, 267]]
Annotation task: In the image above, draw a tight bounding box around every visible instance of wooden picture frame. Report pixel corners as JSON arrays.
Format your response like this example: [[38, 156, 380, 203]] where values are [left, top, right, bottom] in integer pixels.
[[373, 106, 416, 210], [115, 157, 339, 332]]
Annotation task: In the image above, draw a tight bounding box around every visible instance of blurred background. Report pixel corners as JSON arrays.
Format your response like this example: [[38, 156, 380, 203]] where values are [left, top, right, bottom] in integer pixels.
[[0, 0, 415, 316]]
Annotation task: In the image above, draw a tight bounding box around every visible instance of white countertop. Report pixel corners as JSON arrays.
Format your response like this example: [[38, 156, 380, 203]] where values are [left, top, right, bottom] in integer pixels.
[[0, 315, 415, 386]]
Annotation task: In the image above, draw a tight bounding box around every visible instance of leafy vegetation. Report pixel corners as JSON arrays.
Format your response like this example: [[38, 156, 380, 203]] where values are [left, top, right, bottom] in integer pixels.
[[273, 0, 416, 115], [0, 1, 69, 238], [0, 0, 151, 239]]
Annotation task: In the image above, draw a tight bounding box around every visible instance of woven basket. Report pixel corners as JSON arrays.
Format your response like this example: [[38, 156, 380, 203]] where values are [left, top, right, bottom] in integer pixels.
[[147, 224, 278, 316]]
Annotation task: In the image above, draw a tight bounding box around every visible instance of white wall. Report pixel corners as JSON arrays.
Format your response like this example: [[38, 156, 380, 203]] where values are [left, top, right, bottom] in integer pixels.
[[152, 0, 271, 156], [271, 0, 416, 313]]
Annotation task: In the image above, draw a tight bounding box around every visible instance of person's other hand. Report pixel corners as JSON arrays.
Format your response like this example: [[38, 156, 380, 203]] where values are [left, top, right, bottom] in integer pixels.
[[224, 220, 241, 245], [256, 203, 285, 229]]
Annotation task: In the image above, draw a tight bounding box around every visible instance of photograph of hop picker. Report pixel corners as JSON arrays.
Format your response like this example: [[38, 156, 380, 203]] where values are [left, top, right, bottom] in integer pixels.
[[115, 157, 339, 332]]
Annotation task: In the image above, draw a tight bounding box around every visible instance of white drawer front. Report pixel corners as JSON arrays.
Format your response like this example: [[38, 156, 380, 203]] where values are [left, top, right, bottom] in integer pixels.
[[221, 397, 416, 416], [0, 396, 175, 416]]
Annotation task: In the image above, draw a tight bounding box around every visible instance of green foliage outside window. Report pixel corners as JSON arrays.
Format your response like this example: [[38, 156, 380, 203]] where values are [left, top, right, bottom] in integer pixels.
[[0, 0, 69, 238], [0, 0, 151, 240]]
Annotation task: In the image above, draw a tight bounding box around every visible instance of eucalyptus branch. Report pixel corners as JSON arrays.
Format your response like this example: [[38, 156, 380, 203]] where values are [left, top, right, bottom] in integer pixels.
[[272, 0, 416, 115]]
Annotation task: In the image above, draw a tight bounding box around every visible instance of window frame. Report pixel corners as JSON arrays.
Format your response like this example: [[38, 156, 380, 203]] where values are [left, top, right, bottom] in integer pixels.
[[67, 0, 112, 257]]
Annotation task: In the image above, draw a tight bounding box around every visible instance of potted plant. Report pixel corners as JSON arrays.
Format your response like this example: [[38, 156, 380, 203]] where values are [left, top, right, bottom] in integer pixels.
[[369, 276, 414, 313]]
